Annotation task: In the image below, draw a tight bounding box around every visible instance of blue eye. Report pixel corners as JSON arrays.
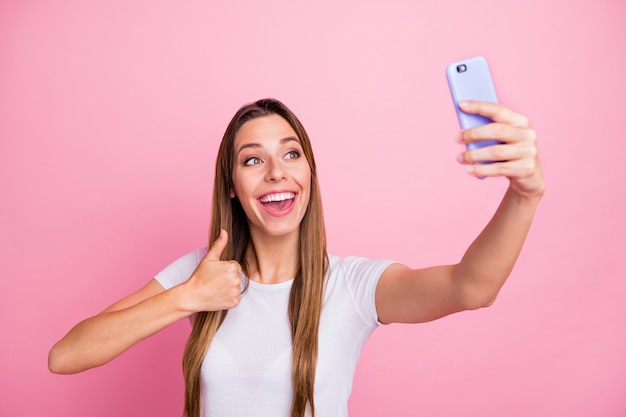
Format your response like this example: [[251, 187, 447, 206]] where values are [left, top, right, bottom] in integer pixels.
[[244, 157, 262, 166]]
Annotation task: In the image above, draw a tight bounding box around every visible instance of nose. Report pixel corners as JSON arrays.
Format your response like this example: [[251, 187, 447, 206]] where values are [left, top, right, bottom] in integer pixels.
[[264, 157, 287, 182]]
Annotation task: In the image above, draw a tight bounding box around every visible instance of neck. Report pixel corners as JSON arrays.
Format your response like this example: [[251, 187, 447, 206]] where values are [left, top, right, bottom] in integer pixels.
[[245, 229, 300, 284]]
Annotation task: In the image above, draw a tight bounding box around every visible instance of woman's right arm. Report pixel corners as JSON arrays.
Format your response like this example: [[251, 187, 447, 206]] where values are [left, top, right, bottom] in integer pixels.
[[48, 230, 242, 374], [48, 279, 189, 374]]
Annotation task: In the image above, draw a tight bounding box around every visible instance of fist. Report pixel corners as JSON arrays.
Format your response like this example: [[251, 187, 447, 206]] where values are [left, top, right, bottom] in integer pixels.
[[456, 100, 545, 199], [182, 230, 243, 313]]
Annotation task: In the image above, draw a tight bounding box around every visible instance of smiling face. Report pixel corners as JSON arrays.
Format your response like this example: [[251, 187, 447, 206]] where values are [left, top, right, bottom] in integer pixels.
[[231, 114, 312, 240]]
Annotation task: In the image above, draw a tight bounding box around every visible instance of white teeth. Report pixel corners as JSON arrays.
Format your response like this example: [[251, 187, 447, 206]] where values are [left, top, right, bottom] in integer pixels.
[[260, 192, 295, 203]]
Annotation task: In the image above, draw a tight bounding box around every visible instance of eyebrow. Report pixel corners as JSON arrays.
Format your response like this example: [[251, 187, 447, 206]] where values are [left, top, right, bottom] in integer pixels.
[[237, 136, 301, 155]]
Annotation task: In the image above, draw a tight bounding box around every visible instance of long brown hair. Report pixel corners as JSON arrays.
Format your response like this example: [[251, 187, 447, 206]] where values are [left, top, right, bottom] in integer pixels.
[[182, 98, 328, 417]]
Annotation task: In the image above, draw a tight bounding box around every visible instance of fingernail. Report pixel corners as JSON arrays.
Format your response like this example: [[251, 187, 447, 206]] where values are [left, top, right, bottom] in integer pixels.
[[459, 101, 470, 109], [465, 165, 476, 175], [455, 131, 463, 143], [456, 153, 465, 163]]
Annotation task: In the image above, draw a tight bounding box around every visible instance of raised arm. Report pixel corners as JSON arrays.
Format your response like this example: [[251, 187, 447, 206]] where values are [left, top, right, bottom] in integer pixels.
[[376, 101, 545, 324], [48, 230, 242, 374]]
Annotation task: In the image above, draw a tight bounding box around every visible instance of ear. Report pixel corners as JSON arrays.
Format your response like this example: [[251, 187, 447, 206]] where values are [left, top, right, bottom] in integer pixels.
[[230, 188, 236, 198]]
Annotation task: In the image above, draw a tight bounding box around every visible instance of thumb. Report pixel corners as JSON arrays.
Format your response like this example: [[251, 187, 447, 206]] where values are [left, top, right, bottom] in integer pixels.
[[206, 229, 228, 261]]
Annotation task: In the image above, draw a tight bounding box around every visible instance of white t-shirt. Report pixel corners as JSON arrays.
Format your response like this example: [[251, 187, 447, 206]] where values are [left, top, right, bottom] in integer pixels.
[[155, 249, 394, 417]]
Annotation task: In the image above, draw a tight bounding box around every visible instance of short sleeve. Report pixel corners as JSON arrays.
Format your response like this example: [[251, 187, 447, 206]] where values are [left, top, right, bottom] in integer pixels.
[[331, 255, 395, 326], [154, 248, 207, 290]]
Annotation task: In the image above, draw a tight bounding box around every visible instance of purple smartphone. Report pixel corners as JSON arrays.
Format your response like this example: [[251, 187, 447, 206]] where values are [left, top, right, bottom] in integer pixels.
[[446, 56, 502, 152]]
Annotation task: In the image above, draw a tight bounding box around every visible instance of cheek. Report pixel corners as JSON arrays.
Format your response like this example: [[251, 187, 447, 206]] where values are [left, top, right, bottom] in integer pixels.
[[231, 170, 252, 199], [299, 170, 313, 199], [295, 166, 311, 187]]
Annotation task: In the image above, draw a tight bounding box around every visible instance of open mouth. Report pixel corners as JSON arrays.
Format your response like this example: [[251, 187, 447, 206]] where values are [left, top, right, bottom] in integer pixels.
[[258, 192, 296, 213]]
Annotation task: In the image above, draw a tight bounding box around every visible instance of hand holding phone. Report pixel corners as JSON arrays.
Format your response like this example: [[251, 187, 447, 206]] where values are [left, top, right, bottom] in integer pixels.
[[446, 56, 502, 153]]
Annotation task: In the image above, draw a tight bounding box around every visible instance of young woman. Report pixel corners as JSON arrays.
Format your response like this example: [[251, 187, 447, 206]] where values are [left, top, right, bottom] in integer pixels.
[[49, 98, 544, 417]]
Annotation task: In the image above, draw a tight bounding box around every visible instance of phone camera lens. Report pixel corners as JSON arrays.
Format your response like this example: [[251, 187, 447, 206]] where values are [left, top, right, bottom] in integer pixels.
[[457, 64, 467, 73]]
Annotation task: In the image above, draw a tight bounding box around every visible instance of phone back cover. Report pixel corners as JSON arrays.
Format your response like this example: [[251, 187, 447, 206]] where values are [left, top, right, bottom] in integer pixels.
[[446, 56, 498, 130]]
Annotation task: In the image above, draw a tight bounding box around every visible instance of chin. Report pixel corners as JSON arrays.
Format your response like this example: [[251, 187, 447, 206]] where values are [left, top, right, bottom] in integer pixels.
[[253, 220, 301, 240]]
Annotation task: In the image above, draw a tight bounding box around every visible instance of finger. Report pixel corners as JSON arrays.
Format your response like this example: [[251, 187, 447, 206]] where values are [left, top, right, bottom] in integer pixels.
[[459, 123, 536, 145], [459, 101, 529, 128], [459, 137, 538, 164], [206, 229, 228, 261], [466, 156, 538, 179], [231, 264, 246, 294], [457, 143, 513, 165], [227, 260, 243, 276]]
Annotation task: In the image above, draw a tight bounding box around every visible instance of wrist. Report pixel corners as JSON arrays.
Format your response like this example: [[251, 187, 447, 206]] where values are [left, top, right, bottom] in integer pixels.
[[169, 281, 197, 316], [506, 184, 545, 211]]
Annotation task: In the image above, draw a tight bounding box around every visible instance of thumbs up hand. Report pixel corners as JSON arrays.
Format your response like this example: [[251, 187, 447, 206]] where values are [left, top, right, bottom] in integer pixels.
[[181, 230, 243, 313]]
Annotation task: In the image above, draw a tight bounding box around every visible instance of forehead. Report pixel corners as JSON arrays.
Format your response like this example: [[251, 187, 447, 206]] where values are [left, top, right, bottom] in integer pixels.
[[234, 114, 299, 147]]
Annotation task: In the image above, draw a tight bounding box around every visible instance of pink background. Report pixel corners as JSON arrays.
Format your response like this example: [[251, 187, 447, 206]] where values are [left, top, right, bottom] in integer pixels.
[[1, 0, 625, 416]]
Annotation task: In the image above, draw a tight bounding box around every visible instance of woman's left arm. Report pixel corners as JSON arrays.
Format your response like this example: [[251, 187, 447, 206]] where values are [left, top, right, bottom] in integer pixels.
[[376, 100, 545, 324]]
